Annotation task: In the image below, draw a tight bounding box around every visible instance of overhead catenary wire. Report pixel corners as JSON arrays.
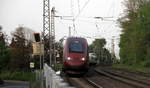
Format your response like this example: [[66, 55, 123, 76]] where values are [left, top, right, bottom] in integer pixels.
[[77, 0, 80, 13], [55, 0, 116, 35], [70, 0, 77, 36], [54, 0, 120, 40], [57, 20, 69, 29], [70, 0, 74, 17], [75, 0, 91, 20], [96, 0, 112, 36], [95, 0, 118, 40], [92, 0, 117, 38]]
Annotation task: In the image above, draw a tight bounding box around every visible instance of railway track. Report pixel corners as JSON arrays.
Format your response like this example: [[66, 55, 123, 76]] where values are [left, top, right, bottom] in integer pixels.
[[106, 68, 150, 83], [62, 68, 135, 88], [84, 77, 103, 88], [113, 68, 150, 77], [111, 68, 150, 83], [65, 75, 103, 88], [60, 68, 104, 88], [75, 72, 135, 88], [95, 68, 150, 88], [67, 77, 94, 88], [61, 66, 150, 88]]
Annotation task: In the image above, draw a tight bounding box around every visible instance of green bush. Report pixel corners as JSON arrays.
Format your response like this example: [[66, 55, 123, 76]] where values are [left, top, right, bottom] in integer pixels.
[[113, 64, 150, 73], [119, 1, 150, 66], [52, 64, 62, 71], [142, 61, 150, 67], [0, 71, 35, 81]]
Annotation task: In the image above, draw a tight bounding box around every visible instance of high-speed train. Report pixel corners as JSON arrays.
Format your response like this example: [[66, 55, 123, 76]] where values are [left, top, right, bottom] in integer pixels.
[[63, 37, 89, 74]]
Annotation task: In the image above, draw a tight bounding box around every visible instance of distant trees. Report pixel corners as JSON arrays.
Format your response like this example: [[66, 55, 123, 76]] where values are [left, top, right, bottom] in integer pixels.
[[0, 25, 63, 72], [0, 26, 10, 71], [89, 38, 113, 65], [119, 0, 150, 67], [9, 26, 32, 71], [89, 38, 106, 58], [0, 26, 34, 72]]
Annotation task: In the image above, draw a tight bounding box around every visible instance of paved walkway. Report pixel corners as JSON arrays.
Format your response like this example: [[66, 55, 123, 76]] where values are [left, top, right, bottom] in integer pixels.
[[0, 80, 29, 88]]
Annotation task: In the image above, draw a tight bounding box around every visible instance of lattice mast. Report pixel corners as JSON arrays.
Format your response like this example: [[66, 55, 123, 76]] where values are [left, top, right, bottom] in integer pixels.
[[51, 7, 56, 66], [111, 38, 115, 56], [111, 37, 116, 62], [43, 0, 51, 65]]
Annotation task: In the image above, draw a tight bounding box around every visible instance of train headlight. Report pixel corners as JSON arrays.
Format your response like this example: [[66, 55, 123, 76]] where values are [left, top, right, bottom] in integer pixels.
[[66, 57, 71, 60], [81, 58, 85, 61]]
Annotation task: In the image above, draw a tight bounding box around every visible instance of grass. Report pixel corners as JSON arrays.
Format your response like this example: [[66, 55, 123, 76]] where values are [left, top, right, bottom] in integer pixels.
[[0, 71, 36, 81], [113, 64, 150, 73], [0, 70, 44, 88], [0, 71, 41, 88], [52, 64, 63, 71]]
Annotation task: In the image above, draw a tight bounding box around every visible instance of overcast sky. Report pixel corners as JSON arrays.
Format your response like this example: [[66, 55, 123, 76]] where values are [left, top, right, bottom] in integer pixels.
[[0, 0, 125, 58]]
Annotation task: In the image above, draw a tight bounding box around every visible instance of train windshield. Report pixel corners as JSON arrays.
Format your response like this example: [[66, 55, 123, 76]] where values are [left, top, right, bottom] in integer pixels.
[[69, 43, 83, 53]]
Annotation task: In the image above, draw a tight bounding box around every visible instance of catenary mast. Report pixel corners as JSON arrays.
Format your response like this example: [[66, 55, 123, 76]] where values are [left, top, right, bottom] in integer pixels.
[[51, 7, 56, 66], [43, 0, 51, 66]]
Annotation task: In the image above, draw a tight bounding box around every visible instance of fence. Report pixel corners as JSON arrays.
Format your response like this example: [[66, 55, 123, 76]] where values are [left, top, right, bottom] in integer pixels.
[[43, 64, 75, 88]]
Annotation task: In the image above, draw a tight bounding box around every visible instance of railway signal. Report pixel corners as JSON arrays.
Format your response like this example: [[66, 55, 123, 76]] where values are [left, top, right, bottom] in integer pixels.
[[34, 33, 41, 42], [33, 32, 44, 70]]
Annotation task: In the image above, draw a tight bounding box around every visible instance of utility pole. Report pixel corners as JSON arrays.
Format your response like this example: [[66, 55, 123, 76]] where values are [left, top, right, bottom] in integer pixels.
[[51, 7, 56, 66], [111, 38, 115, 56], [111, 37, 115, 63], [70, 0, 76, 36], [43, 0, 51, 66], [69, 26, 71, 37]]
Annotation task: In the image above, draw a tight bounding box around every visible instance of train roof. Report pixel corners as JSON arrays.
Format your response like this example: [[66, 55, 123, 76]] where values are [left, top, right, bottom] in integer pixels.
[[66, 37, 86, 40], [66, 37, 88, 44]]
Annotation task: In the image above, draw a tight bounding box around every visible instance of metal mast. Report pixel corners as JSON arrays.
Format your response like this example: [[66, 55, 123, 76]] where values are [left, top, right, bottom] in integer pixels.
[[111, 37, 115, 63], [111, 38, 115, 56], [51, 7, 56, 66], [43, 0, 51, 65]]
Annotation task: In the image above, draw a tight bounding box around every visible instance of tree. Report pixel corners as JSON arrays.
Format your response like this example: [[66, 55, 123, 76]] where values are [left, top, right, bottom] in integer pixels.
[[119, 0, 150, 67], [89, 38, 112, 65], [9, 26, 32, 71], [0, 26, 10, 71]]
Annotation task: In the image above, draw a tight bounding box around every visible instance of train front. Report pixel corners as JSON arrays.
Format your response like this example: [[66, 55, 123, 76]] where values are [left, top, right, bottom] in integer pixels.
[[63, 37, 89, 73]]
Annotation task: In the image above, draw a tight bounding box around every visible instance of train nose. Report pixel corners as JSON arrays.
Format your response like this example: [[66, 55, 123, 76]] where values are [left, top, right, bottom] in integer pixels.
[[81, 57, 85, 61], [66, 57, 86, 61], [65, 57, 87, 67]]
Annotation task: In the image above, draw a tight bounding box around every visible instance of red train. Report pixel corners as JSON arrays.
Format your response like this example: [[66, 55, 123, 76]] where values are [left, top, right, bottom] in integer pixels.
[[63, 37, 89, 74]]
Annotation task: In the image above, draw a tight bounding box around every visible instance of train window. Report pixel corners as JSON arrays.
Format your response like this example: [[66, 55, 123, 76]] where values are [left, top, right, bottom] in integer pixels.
[[69, 43, 83, 53]]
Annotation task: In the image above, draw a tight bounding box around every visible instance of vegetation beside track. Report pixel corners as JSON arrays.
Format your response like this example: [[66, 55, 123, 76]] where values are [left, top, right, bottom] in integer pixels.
[[0, 71, 36, 81], [113, 64, 150, 73], [0, 71, 41, 88], [119, 0, 150, 67], [52, 64, 63, 71]]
